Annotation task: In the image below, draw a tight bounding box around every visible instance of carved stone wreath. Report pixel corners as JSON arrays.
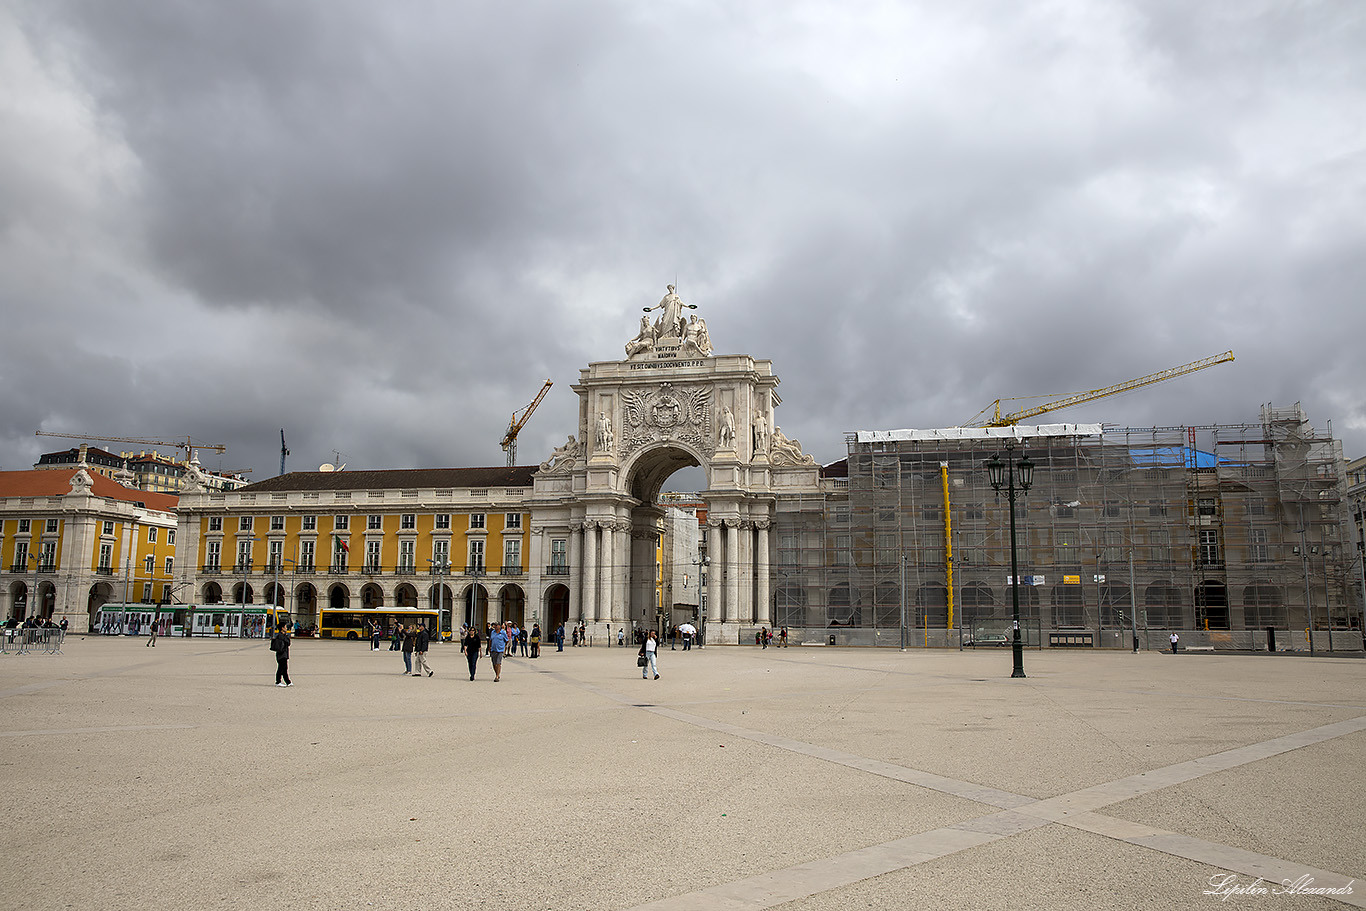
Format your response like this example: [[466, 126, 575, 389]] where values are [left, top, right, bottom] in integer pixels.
[[620, 383, 714, 457]]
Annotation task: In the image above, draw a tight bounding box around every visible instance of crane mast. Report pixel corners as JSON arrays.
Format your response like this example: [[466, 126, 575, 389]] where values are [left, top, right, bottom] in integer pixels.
[[501, 380, 553, 467]]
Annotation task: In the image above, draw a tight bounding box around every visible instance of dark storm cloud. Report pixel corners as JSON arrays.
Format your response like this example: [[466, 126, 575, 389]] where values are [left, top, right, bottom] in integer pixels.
[[3, 1, 1363, 480]]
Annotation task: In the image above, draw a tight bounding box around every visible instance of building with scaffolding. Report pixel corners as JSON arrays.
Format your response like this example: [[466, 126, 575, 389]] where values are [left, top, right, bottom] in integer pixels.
[[771, 405, 1360, 650]]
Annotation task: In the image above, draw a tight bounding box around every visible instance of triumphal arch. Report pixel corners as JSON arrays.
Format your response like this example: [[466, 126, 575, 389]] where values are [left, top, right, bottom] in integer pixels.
[[530, 285, 822, 644]]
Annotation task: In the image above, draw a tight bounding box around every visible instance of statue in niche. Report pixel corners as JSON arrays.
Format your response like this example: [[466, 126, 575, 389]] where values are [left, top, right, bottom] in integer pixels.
[[595, 412, 614, 451], [769, 425, 815, 465], [753, 413, 769, 455], [539, 435, 580, 473], [717, 406, 736, 449], [625, 316, 657, 357]]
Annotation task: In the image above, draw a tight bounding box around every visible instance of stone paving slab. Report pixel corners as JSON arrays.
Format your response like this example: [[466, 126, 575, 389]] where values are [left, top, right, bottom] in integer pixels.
[[1, 637, 1362, 910]]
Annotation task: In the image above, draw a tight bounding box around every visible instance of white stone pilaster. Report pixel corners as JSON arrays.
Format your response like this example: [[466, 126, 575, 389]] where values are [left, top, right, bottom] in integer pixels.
[[756, 521, 771, 626], [582, 521, 598, 623]]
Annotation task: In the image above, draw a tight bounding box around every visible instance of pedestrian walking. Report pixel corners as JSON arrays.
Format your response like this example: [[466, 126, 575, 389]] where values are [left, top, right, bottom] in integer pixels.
[[461, 625, 482, 681], [413, 625, 433, 677], [488, 623, 509, 682], [640, 630, 660, 679], [146, 619, 158, 647], [530, 623, 541, 658], [556, 623, 565, 651], [1170, 632, 1180, 654], [779, 626, 788, 648], [401, 625, 416, 674], [270, 625, 292, 687]]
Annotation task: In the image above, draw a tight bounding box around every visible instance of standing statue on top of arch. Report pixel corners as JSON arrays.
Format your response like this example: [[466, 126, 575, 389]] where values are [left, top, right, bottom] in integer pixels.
[[643, 284, 692, 339]]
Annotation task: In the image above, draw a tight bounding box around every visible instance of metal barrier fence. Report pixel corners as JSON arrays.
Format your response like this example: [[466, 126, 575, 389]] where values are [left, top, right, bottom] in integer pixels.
[[0, 627, 65, 655]]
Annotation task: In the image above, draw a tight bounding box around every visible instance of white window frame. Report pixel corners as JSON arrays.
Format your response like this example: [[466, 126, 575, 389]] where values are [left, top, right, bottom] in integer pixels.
[[238, 516, 253, 532], [208, 517, 222, 532], [302, 515, 317, 531], [469, 513, 486, 530], [505, 512, 522, 529], [367, 515, 383, 531], [270, 516, 284, 531], [147, 527, 158, 543], [504, 538, 521, 570], [435, 514, 451, 531], [401, 514, 416, 530]]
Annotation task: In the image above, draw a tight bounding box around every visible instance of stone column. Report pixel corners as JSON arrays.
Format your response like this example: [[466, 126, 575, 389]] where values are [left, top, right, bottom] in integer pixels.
[[581, 521, 597, 624], [706, 520, 722, 629], [599, 521, 614, 625], [725, 519, 740, 627], [613, 519, 631, 625], [737, 521, 753, 625], [630, 528, 653, 627], [568, 522, 582, 621], [756, 520, 771, 627]]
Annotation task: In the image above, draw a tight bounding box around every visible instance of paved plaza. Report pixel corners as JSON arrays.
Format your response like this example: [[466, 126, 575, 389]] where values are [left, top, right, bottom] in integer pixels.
[[1, 636, 1363, 910]]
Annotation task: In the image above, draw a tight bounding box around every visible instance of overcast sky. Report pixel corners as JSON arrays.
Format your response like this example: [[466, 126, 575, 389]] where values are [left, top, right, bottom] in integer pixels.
[[3, 1, 1363, 488]]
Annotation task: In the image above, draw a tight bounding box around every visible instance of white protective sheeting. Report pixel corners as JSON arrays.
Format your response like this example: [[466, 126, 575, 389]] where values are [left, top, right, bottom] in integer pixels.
[[854, 423, 1104, 444]]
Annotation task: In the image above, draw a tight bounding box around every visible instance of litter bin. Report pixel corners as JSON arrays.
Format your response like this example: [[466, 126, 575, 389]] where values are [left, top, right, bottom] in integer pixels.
[[828, 634, 836, 646]]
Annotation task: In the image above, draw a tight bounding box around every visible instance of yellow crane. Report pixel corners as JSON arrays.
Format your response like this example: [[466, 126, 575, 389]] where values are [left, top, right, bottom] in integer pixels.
[[501, 380, 553, 467], [966, 350, 1235, 427], [34, 431, 227, 461]]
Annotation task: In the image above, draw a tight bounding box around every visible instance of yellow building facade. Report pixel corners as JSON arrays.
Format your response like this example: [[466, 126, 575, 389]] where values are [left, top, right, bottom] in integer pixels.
[[0, 465, 178, 630], [174, 466, 575, 636]]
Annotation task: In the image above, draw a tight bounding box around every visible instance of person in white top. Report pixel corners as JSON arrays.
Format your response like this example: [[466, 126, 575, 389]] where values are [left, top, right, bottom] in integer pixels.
[[641, 630, 660, 680], [1169, 632, 1180, 654]]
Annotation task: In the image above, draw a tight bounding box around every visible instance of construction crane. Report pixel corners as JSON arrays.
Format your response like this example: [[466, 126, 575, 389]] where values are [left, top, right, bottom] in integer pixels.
[[967, 350, 1235, 427], [280, 429, 290, 476], [501, 380, 553, 467], [34, 431, 226, 462]]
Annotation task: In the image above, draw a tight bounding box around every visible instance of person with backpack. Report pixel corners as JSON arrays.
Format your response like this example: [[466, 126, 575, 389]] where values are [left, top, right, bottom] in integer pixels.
[[270, 625, 292, 687]]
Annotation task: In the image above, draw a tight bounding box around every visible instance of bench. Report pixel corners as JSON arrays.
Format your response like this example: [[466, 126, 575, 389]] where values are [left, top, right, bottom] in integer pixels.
[[1183, 645, 1215, 652]]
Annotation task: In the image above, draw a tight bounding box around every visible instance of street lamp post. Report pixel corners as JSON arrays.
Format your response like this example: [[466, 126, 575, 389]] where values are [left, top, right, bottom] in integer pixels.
[[241, 536, 259, 638], [987, 440, 1034, 679], [428, 558, 451, 638]]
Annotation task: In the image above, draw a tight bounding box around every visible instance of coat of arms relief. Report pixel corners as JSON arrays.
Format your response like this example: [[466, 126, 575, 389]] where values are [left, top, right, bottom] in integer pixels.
[[620, 383, 714, 457]]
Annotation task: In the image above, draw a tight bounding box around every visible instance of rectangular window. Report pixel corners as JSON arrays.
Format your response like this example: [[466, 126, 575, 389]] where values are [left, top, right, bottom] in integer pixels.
[[435, 514, 451, 531], [237, 540, 252, 570], [144, 555, 155, 574], [148, 527, 158, 543], [550, 538, 566, 569], [40, 540, 56, 569], [468, 540, 485, 571], [103, 520, 115, 535], [1199, 529, 1221, 566], [1147, 501, 1168, 518], [1197, 498, 1217, 517], [46, 519, 59, 533], [206, 541, 221, 570], [1248, 497, 1266, 517], [167, 529, 175, 545], [876, 533, 897, 565], [239, 516, 253, 532], [18, 519, 30, 533], [302, 515, 317, 531], [99, 543, 113, 570], [165, 556, 174, 575], [334, 515, 350, 530], [505, 513, 522, 529], [13, 542, 28, 570], [399, 540, 415, 571], [469, 513, 486, 530], [268, 540, 283, 569], [1103, 501, 1121, 518], [835, 534, 851, 562], [1101, 531, 1124, 563], [208, 517, 222, 532], [367, 515, 383, 531], [1250, 529, 1270, 563], [365, 540, 382, 572], [504, 538, 521, 570], [300, 540, 315, 571], [270, 515, 284, 531], [1149, 529, 1169, 563], [432, 540, 450, 568], [401, 514, 416, 530], [1057, 530, 1077, 549]]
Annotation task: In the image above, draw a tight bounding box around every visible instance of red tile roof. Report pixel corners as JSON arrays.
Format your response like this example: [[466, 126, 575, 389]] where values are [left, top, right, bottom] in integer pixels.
[[0, 470, 178, 511]]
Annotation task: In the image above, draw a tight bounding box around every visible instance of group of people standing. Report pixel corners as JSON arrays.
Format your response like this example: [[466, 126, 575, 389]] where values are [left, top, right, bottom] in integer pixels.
[[457, 621, 543, 682]]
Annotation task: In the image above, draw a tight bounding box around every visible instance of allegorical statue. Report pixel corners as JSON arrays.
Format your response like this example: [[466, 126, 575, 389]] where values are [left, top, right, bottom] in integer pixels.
[[683, 314, 713, 357], [769, 425, 815, 465], [625, 316, 656, 357], [642, 284, 694, 339], [539, 435, 580, 473]]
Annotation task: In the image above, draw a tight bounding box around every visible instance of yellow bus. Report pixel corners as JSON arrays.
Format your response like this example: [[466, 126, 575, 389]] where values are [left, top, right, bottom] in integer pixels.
[[319, 607, 439, 641]]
